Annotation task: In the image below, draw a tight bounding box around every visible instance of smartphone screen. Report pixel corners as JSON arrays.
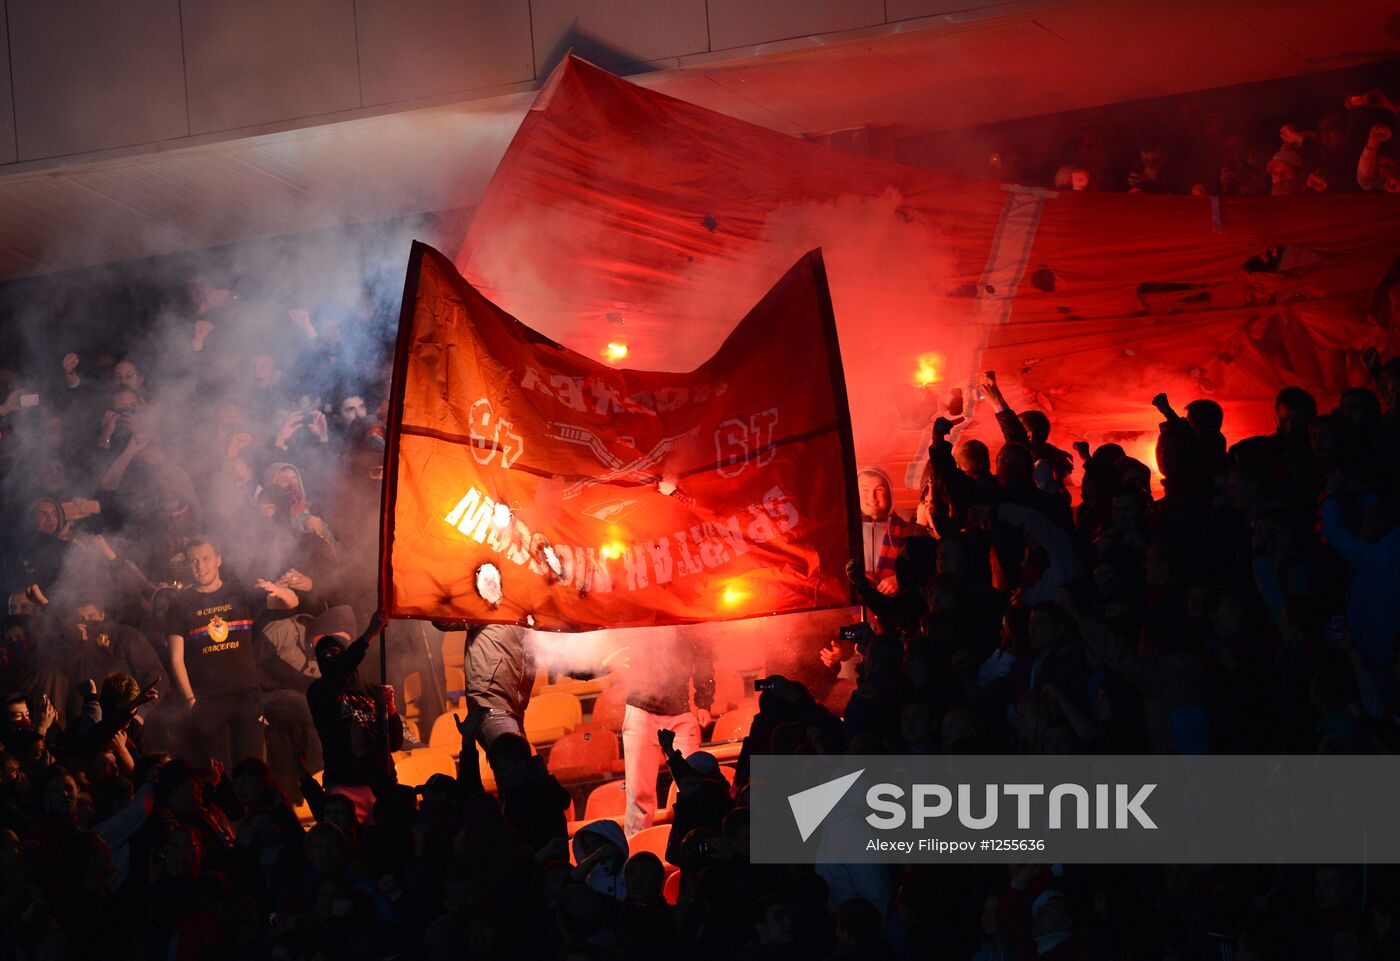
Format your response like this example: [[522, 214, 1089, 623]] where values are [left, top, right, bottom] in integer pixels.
[[1329, 615, 1346, 643]]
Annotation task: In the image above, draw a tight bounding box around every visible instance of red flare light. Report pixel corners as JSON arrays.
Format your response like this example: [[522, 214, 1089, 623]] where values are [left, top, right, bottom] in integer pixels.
[[913, 352, 943, 388], [720, 581, 749, 609]]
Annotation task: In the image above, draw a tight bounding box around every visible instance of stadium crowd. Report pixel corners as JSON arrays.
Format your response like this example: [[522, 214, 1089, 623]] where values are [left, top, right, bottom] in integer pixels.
[[0, 262, 1397, 959], [982, 84, 1400, 196], [0, 82, 1398, 961]]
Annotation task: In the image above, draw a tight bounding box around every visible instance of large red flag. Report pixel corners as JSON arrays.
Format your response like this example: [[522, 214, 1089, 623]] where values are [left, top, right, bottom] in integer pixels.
[[380, 242, 859, 631]]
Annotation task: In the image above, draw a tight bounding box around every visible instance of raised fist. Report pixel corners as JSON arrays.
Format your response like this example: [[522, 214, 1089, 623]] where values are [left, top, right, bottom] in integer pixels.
[[932, 416, 963, 439]]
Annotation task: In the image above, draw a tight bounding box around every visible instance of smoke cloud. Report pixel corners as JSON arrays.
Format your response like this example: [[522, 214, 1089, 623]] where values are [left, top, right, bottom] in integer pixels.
[[464, 187, 977, 489], [0, 105, 522, 688]]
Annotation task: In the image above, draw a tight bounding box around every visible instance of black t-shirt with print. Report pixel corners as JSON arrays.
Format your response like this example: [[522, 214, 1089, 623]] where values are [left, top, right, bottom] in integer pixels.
[[167, 583, 264, 697]]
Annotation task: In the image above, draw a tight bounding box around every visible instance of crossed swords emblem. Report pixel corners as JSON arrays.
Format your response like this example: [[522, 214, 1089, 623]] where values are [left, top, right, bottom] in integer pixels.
[[546, 422, 697, 500]]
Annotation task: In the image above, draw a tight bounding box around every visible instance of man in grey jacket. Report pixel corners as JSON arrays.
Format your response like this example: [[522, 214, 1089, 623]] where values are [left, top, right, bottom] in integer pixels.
[[463, 623, 536, 748]]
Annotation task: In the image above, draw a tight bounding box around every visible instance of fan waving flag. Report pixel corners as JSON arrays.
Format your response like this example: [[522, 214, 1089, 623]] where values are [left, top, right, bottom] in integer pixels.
[[380, 242, 860, 631]]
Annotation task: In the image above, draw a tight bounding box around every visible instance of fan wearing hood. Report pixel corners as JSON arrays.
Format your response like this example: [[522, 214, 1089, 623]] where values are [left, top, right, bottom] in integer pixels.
[[262, 462, 339, 550], [570, 818, 629, 900], [12, 498, 72, 593], [10, 499, 130, 613], [306, 608, 401, 804], [249, 484, 337, 610]]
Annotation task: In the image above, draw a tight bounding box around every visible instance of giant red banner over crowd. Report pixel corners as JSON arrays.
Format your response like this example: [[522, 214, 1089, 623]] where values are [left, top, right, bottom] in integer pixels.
[[458, 57, 1400, 491], [379, 242, 860, 630]]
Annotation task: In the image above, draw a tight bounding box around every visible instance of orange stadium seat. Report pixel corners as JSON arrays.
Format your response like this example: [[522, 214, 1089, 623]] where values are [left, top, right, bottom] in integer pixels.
[[664, 762, 736, 808], [546, 723, 623, 780], [709, 700, 758, 741], [403, 671, 422, 719], [705, 701, 758, 761], [524, 692, 583, 747], [441, 630, 465, 671], [628, 824, 674, 867], [581, 779, 628, 821], [293, 798, 314, 826], [392, 747, 457, 788], [590, 683, 628, 733], [444, 666, 466, 702], [540, 672, 615, 701], [568, 779, 628, 837], [428, 710, 465, 755]]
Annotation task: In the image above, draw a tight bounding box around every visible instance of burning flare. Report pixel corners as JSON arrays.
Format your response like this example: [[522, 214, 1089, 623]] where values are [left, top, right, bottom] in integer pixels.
[[913, 352, 944, 388], [720, 580, 749, 609]]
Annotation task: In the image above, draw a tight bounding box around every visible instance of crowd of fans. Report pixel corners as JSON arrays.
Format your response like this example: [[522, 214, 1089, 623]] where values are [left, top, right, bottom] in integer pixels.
[[0, 240, 1397, 958], [984, 84, 1400, 196]]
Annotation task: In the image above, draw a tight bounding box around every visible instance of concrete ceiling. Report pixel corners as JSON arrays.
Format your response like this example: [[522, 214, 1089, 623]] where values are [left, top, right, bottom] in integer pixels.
[[0, 0, 1395, 282]]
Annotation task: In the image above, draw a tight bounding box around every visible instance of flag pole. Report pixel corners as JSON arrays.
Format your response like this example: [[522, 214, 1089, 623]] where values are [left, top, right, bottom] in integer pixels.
[[376, 240, 429, 777]]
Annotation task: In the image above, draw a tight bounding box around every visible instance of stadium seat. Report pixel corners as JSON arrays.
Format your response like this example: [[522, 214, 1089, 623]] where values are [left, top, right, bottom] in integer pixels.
[[628, 824, 674, 867], [403, 671, 422, 719], [524, 692, 583, 746], [546, 722, 623, 780], [474, 745, 497, 793], [540, 672, 615, 701], [581, 778, 628, 821], [664, 762, 736, 808], [567, 779, 628, 838], [428, 710, 465, 755], [709, 700, 758, 741], [392, 747, 457, 787], [663, 868, 681, 905], [441, 630, 466, 671], [705, 701, 758, 761], [293, 798, 314, 826], [589, 683, 628, 733], [444, 666, 466, 702]]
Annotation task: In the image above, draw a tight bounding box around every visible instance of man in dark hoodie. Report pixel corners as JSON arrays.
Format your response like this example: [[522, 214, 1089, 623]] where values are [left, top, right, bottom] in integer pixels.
[[65, 592, 163, 703], [929, 416, 1073, 593], [486, 731, 571, 850], [306, 608, 400, 822], [260, 605, 339, 805], [977, 370, 1074, 496], [12, 498, 72, 595]]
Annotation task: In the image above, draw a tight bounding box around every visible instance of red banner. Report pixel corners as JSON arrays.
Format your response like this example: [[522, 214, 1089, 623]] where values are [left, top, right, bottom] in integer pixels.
[[459, 57, 1400, 491], [380, 242, 859, 630]]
